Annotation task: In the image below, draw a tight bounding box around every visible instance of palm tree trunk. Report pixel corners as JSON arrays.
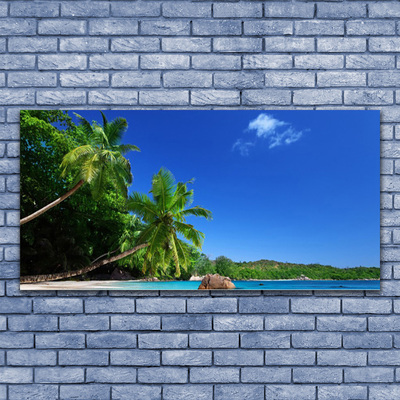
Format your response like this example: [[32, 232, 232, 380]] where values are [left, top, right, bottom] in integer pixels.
[[20, 243, 149, 283], [20, 180, 85, 225]]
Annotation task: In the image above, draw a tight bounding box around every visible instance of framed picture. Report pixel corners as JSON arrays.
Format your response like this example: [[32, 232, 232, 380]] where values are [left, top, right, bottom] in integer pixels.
[[20, 110, 380, 290]]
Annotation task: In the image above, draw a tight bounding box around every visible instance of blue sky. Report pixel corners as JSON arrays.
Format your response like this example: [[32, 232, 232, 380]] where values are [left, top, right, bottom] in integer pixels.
[[70, 110, 380, 269]]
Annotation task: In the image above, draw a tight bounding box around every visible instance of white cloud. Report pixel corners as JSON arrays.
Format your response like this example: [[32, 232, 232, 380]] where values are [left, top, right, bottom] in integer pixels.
[[232, 139, 254, 156], [248, 114, 288, 138], [233, 113, 306, 155], [269, 126, 303, 149]]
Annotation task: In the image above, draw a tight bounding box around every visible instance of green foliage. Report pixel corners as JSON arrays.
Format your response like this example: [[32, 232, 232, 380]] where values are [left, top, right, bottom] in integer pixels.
[[61, 112, 140, 200], [194, 254, 216, 276], [215, 256, 236, 277], [202, 257, 380, 280], [20, 110, 77, 216], [20, 110, 138, 277], [115, 214, 147, 277], [127, 168, 212, 277], [20, 112, 211, 281], [178, 245, 202, 280]]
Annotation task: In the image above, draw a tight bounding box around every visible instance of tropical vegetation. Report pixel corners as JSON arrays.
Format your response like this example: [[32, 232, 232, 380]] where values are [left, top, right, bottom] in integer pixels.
[[127, 168, 212, 278], [21, 111, 138, 225], [20, 110, 210, 282], [192, 255, 380, 280]]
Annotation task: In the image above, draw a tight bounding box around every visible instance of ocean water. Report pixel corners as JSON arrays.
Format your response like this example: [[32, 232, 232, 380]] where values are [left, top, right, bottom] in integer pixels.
[[100, 280, 380, 291]]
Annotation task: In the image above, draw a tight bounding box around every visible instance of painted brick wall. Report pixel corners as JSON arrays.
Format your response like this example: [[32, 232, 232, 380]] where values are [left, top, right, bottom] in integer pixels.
[[0, 1, 399, 399]]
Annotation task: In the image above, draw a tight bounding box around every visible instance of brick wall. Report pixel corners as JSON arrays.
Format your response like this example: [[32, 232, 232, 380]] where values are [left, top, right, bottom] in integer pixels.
[[1, 1, 399, 399]]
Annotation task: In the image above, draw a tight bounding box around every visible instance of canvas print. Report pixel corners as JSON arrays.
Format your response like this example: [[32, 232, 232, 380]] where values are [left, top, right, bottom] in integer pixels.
[[20, 110, 380, 290]]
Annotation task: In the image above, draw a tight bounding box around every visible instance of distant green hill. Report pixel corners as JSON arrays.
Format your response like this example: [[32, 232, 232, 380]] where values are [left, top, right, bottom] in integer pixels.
[[208, 257, 380, 280]]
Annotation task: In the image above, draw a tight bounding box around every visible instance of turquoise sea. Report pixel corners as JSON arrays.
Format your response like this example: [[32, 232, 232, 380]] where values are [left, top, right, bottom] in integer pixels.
[[103, 280, 380, 291]]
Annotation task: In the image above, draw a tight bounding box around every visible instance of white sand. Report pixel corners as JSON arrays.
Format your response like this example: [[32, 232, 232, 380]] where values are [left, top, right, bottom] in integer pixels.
[[20, 280, 144, 291]]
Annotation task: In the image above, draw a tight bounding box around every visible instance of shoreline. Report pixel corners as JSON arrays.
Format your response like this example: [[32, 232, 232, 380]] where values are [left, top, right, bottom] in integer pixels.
[[20, 278, 380, 291]]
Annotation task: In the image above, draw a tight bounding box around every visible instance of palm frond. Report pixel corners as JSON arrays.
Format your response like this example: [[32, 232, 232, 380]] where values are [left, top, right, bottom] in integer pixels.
[[140, 223, 169, 275], [173, 233, 190, 272], [96, 125, 109, 148], [60, 145, 94, 178], [169, 233, 181, 277], [100, 111, 108, 131], [127, 192, 158, 221], [136, 224, 157, 245], [81, 154, 101, 184], [169, 186, 194, 214], [106, 117, 128, 146], [178, 206, 213, 221], [92, 125, 107, 147], [116, 215, 146, 269], [113, 153, 133, 184], [150, 168, 176, 210], [73, 113, 94, 140], [174, 220, 205, 249], [114, 143, 140, 155], [91, 150, 132, 197], [110, 167, 128, 198], [90, 164, 107, 200], [100, 150, 132, 182], [147, 223, 169, 261], [161, 247, 173, 270], [118, 215, 144, 245]]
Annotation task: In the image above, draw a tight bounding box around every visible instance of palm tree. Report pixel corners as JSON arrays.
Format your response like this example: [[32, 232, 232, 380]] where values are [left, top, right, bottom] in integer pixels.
[[127, 168, 212, 277], [20, 112, 139, 225]]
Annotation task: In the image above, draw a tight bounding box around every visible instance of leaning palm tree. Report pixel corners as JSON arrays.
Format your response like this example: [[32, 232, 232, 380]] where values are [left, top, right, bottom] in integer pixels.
[[127, 168, 212, 277], [20, 112, 139, 225]]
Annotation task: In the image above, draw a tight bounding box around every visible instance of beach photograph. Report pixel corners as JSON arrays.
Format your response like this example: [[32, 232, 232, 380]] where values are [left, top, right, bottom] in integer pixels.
[[20, 110, 380, 291]]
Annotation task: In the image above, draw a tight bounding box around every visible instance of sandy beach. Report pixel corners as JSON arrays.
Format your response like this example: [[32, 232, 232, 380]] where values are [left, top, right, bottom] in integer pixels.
[[20, 280, 146, 291], [20, 278, 380, 291]]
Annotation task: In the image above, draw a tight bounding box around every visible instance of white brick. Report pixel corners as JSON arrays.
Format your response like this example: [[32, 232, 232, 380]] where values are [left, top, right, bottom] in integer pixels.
[[265, 72, 315, 88], [295, 20, 344, 36], [317, 38, 366, 53], [294, 90, 342, 105], [191, 90, 240, 106], [318, 72, 366, 87]]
